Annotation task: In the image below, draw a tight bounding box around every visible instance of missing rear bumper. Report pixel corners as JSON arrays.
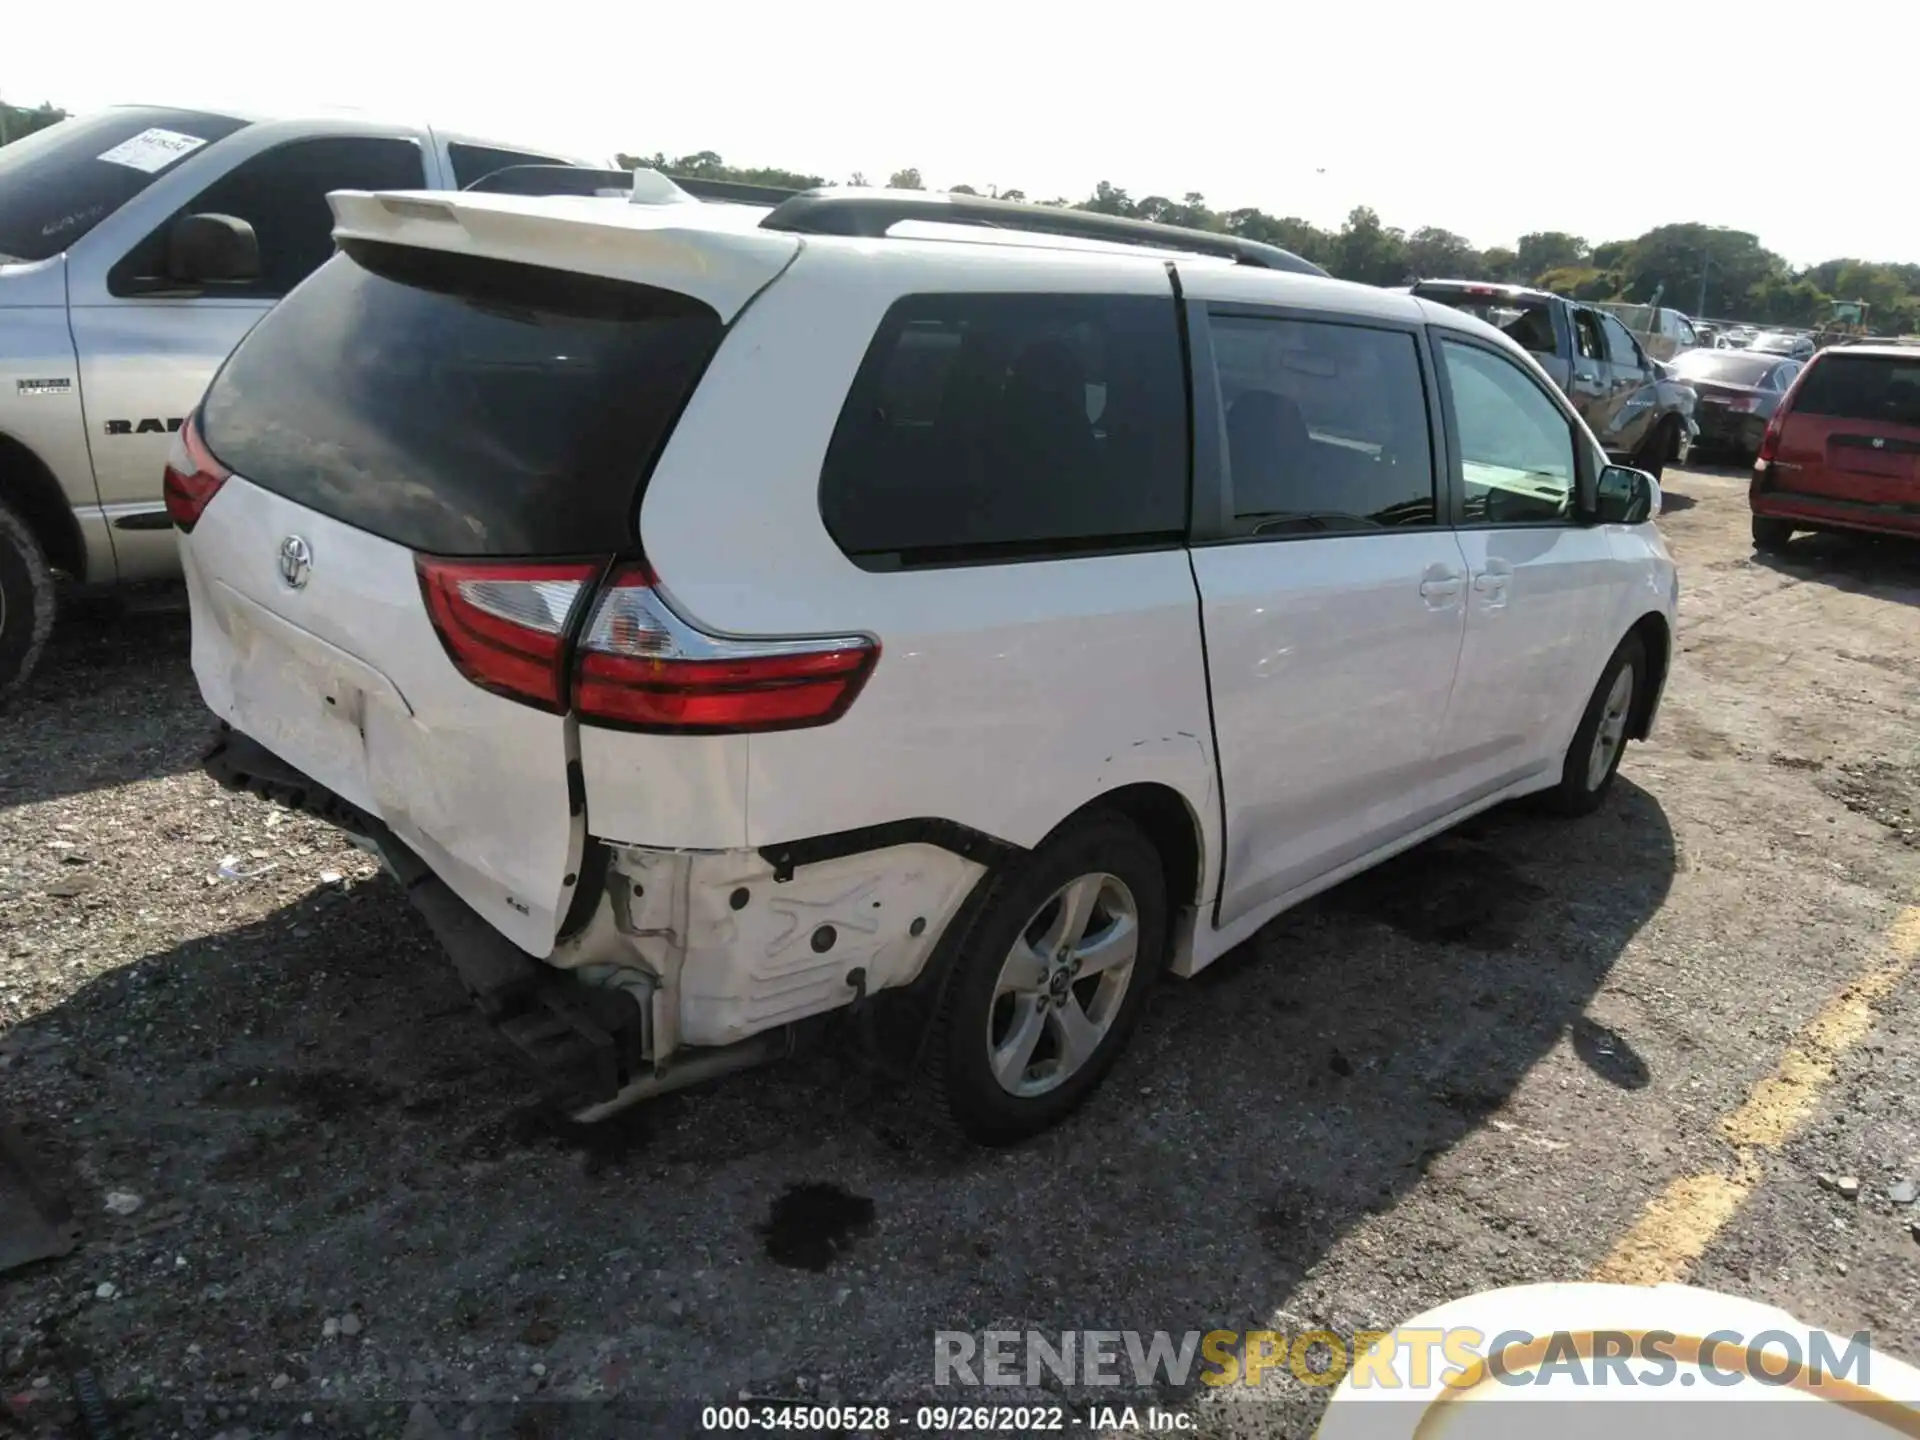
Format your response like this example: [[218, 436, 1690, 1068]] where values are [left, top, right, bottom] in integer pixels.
[[204, 726, 662, 1115], [202, 724, 989, 1120]]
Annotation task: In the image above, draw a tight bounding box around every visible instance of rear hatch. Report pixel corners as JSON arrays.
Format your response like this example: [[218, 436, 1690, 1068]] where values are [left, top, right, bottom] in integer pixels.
[[178, 194, 798, 954], [1777, 352, 1920, 505]]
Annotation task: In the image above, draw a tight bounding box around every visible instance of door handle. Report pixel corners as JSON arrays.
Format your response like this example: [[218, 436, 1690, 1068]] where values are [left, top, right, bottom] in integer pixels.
[[1418, 576, 1463, 601], [1472, 572, 1508, 592], [1575, 370, 1598, 383]]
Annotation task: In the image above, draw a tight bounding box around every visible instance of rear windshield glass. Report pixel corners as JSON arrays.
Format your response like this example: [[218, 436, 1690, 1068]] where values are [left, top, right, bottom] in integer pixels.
[[199, 240, 724, 556], [0, 107, 249, 263], [1411, 286, 1558, 356], [1670, 352, 1777, 385], [1791, 355, 1920, 428]]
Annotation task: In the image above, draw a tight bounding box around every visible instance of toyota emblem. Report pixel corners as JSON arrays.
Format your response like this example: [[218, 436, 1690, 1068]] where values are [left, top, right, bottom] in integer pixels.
[[278, 535, 313, 590]]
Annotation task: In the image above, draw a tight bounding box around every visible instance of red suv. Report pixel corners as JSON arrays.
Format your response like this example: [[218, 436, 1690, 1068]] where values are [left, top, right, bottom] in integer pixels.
[[1751, 345, 1920, 551]]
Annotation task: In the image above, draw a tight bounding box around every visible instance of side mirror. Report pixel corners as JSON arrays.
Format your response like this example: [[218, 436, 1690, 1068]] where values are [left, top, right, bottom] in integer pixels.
[[167, 213, 260, 285], [1587, 464, 1658, 525]]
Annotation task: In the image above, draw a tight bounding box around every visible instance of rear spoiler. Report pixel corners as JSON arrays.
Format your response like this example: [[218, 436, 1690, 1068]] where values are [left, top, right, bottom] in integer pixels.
[[326, 187, 804, 322], [461, 167, 1329, 276], [464, 164, 800, 207]]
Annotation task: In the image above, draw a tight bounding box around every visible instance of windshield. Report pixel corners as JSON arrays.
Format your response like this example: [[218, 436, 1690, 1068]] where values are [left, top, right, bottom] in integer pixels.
[[1751, 334, 1801, 354], [0, 107, 249, 263], [1671, 352, 1777, 385]]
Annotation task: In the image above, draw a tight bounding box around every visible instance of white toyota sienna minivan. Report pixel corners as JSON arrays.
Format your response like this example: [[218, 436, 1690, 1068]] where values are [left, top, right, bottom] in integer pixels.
[[172, 177, 1677, 1142]]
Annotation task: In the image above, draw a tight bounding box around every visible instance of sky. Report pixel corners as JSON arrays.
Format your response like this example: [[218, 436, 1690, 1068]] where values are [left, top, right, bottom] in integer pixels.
[[5, 0, 1912, 268]]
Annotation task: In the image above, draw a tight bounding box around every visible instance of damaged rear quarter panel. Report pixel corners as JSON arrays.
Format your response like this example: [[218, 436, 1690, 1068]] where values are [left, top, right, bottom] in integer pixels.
[[551, 840, 986, 1054]]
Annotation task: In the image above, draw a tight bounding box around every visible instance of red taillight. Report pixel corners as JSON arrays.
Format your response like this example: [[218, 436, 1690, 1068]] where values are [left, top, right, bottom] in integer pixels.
[[416, 558, 601, 711], [163, 414, 231, 532], [1759, 364, 1810, 466], [572, 563, 878, 734]]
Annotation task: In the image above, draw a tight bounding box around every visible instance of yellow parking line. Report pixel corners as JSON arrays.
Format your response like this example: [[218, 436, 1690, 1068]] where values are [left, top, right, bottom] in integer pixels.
[[1592, 905, 1920, 1286]]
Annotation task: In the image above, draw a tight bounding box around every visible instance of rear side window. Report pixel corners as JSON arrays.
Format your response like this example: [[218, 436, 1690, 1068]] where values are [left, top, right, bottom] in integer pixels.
[[1209, 315, 1436, 532], [819, 293, 1188, 567], [1790, 355, 1920, 428], [199, 240, 723, 556]]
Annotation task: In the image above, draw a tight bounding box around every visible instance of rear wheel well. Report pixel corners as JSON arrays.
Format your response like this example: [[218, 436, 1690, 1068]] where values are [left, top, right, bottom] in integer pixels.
[[0, 434, 87, 579], [1626, 611, 1670, 739], [1071, 782, 1204, 915]]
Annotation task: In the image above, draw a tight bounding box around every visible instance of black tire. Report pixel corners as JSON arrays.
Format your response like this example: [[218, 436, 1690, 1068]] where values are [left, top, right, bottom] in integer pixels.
[[1540, 633, 1646, 817], [1752, 515, 1794, 553], [919, 811, 1167, 1144], [1634, 416, 1679, 480], [0, 497, 55, 709]]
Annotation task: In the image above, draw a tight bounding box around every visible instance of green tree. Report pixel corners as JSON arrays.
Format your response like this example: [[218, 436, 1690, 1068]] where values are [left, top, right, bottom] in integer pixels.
[[1615, 224, 1785, 316], [887, 167, 924, 190], [1538, 266, 1619, 302], [1131, 192, 1219, 231], [1404, 225, 1483, 281], [615, 151, 825, 190], [1515, 231, 1588, 281], [1590, 239, 1633, 273], [1081, 181, 1136, 216], [1223, 209, 1334, 268], [1333, 207, 1409, 286], [1480, 246, 1521, 283], [0, 99, 66, 146]]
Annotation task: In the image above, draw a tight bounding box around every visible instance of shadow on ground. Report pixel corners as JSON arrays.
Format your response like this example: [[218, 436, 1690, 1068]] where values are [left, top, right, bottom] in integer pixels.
[[3, 780, 1675, 1427], [0, 587, 201, 807], [1751, 529, 1920, 607]]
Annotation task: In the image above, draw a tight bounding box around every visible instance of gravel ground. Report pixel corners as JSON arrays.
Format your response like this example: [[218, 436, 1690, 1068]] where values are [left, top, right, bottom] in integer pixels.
[[3, 470, 1919, 1440]]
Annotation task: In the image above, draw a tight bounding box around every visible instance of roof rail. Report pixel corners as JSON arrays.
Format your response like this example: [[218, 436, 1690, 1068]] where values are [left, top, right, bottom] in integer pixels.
[[758, 189, 1331, 276], [460, 165, 799, 207]]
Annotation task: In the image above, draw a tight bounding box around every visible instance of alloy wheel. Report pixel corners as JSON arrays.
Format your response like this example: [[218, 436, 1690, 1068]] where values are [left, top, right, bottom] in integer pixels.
[[986, 872, 1139, 1098]]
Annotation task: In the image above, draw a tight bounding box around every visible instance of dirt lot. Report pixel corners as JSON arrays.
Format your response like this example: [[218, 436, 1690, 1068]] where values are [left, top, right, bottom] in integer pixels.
[[4, 467, 1920, 1439]]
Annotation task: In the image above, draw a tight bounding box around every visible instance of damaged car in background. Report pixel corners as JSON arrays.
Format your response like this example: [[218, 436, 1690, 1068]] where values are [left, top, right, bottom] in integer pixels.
[[1668, 348, 1803, 462], [176, 179, 1676, 1143], [1410, 280, 1698, 478]]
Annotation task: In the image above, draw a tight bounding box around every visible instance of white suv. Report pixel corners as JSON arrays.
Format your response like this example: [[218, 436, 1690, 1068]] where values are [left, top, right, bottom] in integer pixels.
[[174, 178, 1676, 1143]]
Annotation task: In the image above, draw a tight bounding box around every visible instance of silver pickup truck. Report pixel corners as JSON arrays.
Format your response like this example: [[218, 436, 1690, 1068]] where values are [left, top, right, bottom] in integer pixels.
[[0, 105, 595, 699]]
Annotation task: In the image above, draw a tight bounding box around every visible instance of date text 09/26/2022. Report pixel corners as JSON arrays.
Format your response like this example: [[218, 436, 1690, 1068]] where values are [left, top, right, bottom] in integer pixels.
[[699, 1404, 1195, 1431]]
